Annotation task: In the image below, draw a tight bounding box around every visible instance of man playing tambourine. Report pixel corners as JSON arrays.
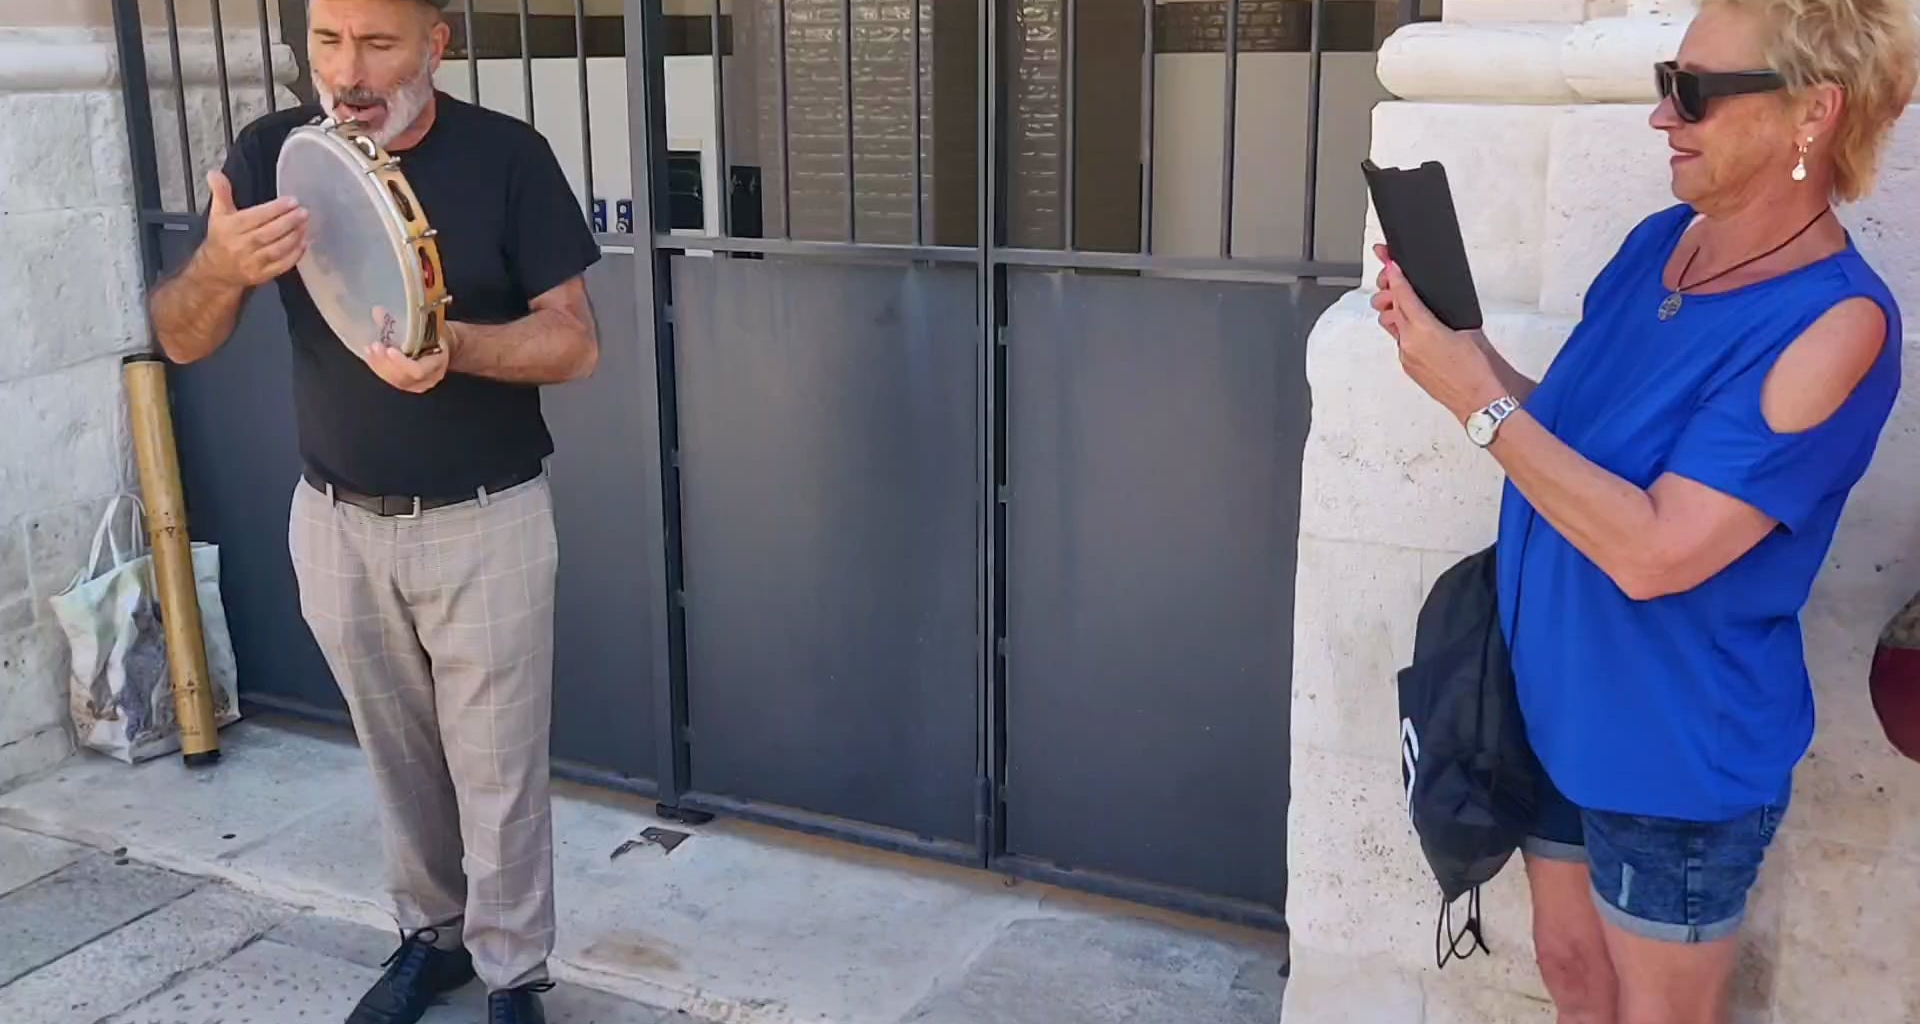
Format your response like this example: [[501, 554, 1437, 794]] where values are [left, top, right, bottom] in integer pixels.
[[147, 1, 600, 1022]]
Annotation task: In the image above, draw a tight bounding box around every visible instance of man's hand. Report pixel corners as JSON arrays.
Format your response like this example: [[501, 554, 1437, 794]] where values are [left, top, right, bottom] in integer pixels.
[[361, 306, 452, 393], [197, 170, 308, 288]]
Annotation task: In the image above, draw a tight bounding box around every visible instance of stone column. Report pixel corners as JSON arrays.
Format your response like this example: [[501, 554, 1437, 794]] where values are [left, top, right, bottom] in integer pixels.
[[1285, 2, 1920, 1021], [0, 22, 298, 788]]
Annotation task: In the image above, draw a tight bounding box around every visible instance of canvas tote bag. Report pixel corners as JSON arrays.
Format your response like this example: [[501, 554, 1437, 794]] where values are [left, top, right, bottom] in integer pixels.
[[47, 493, 241, 763]]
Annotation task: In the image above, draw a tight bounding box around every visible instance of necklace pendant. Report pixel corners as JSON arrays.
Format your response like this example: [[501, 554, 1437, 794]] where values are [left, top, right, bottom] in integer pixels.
[[1658, 292, 1683, 321]]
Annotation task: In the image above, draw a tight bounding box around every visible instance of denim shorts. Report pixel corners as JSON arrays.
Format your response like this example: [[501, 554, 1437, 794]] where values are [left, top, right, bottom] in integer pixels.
[[1524, 774, 1788, 944]]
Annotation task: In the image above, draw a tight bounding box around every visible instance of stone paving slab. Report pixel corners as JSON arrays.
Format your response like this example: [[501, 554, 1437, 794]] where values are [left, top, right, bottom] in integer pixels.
[[99, 933, 693, 1024], [1, 724, 1291, 1024], [0, 854, 202, 985], [0, 824, 86, 894], [0, 883, 291, 1024], [899, 915, 1286, 1024], [0, 724, 366, 868]]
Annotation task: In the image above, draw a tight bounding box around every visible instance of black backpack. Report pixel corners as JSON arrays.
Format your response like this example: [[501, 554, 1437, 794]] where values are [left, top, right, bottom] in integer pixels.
[[1395, 543, 1542, 968]]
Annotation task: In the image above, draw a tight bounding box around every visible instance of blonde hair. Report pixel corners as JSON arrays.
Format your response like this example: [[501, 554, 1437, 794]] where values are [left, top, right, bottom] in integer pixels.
[[1706, 0, 1918, 201]]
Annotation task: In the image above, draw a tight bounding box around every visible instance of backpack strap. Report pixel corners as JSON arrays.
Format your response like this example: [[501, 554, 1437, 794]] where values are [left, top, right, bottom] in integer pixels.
[[1435, 886, 1491, 969]]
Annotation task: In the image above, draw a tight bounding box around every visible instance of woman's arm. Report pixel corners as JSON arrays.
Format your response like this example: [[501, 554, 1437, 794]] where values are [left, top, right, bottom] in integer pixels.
[[1379, 260, 1886, 600], [1369, 245, 1536, 403]]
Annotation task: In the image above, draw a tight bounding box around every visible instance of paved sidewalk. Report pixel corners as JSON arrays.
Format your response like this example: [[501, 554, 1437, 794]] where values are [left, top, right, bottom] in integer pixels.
[[0, 828, 694, 1023], [0, 720, 1288, 1024]]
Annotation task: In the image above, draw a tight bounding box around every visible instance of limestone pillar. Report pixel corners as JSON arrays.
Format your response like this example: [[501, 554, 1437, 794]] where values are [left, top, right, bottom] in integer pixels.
[[1286, 2, 1920, 1021], [0, 18, 297, 787]]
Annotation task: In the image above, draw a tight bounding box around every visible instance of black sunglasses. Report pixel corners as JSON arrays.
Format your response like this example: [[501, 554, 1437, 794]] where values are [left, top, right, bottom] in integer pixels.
[[1655, 61, 1788, 123]]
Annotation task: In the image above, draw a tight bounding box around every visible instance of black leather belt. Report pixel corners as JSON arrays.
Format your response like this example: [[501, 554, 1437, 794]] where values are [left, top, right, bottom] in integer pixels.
[[304, 465, 544, 518]]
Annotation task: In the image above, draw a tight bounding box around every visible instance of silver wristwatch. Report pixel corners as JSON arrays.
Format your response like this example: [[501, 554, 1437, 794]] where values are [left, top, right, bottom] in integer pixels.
[[1465, 396, 1520, 448]]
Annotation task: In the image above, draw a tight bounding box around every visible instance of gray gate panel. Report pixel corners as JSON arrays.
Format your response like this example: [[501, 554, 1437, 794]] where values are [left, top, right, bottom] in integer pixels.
[[160, 229, 659, 783], [161, 227, 341, 717], [1002, 269, 1339, 910], [671, 256, 978, 843], [541, 253, 660, 783]]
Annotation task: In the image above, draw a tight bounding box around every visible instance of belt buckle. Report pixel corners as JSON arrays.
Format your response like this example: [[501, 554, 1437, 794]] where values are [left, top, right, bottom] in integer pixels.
[[392, 495, 424, 519]]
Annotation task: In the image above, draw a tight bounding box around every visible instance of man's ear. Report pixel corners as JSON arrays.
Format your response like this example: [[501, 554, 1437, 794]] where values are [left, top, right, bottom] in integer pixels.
[[429, 17, 452, 68]]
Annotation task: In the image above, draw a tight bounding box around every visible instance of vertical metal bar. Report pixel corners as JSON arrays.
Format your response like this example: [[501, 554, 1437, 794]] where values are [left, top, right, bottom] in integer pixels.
[[1139, 0, 1153, 255], [627, 0, 692, 808], [465, 0, 481, 104], [711, 0, 731, 236], [519, 0, 536, 126], [911, 0, 923, 246], [777, 0, 793, 239], [975, 0, 1001, 867], [164, 0, 197, 215], [842, 0, 858, 242], [1061, 0, 1075, 251], [1300, 0, 1326, 261], [1218, 0, 1238, 258], [576, 0, 595, 219], [208, 0, 234, 145], [111, 0, 165, 287], [278, 0, 312, 108], [256, 0, 276, 112]]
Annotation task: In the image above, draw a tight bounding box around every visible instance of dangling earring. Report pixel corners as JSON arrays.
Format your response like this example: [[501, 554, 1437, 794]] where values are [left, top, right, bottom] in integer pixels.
[[1792, 138, 1811, 182]]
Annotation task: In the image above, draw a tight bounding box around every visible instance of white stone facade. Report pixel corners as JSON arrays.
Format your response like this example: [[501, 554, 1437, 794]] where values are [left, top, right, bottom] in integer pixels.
[[0, 24, 297, 788], [1287, 4, 1920, 1022]]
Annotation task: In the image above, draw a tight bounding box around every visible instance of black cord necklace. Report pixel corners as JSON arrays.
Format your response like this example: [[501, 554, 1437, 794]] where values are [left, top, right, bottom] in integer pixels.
[[1657, 207, 1832, 322]]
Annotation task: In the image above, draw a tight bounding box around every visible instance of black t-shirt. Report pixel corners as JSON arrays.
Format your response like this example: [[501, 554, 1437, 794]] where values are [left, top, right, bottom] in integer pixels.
[[214, 93, 602, 497]]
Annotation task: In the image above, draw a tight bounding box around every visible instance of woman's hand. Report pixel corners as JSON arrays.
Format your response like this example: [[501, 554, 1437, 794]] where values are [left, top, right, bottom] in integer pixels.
[[1372, 243, 1506, 424]]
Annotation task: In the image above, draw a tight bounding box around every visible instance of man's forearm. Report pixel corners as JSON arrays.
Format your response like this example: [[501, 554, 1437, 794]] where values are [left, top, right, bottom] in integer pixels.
[[149, 251, 248, 364], [447, 306, 597, 385]]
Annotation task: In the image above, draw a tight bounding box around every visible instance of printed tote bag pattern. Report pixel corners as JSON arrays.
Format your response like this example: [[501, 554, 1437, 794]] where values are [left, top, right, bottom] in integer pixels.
[[48, 494, 241, 763]]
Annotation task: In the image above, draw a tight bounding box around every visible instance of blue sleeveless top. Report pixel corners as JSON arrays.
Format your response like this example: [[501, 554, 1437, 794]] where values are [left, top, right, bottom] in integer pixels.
[[1495, 203, 1904, 822]]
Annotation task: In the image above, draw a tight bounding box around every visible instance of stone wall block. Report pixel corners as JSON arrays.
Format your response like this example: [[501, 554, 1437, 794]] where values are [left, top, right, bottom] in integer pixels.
[[0, 622, 66, 750], [1290, 537, 1423, 759], [25, 496, 119, 616], [1559, 14, 1685, 103], [0, 357, 125, 528], [1767, 835, 1920, 1024], [0, 521, 32, 635], [1284, 745, 1436, 957], [1539, 103, 1678, 316], [1287, 743, 1547, 994], [1300, 299, 1578, 550], [1842, 117, 1920, 317], [1420, 977, 1555, 1024], [86, 89, 135, 206], [0, 727, 71, 792], [1279, 950, 1424, 1024], [1377, 23, 1578, 105], [0, 92, 104, 214], [0, 208, 144, 382], [1364, 102, 1563, 307], [1443, 0, 1586, 23]]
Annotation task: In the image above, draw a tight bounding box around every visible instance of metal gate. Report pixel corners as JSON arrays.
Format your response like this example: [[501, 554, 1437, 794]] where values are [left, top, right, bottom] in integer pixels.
[[113, 0, 1431, 931]]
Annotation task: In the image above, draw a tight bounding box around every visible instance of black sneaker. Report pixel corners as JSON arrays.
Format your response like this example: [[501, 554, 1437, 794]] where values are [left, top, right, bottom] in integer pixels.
[[344, 927, 477, 1024], [486, 982, 555, 1024]]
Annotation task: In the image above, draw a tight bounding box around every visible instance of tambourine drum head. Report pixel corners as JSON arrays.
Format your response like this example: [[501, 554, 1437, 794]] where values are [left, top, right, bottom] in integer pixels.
[[277, 130, 415, 358]]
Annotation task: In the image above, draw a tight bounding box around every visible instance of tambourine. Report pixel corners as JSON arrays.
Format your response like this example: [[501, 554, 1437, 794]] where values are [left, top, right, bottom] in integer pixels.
[[275, 116, 450, 359]]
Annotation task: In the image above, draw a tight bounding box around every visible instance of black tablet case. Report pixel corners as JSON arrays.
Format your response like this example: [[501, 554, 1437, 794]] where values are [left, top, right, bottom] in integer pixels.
[[1361, 159, 1485, 332]]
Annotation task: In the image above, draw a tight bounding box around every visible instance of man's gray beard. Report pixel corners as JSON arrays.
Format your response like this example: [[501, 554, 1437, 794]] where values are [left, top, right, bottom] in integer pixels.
[[313, 61, 435, 148]]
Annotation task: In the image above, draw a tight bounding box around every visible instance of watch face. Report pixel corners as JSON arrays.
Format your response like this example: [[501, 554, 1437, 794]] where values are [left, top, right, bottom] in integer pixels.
[[1467, 413, 1495, 447]]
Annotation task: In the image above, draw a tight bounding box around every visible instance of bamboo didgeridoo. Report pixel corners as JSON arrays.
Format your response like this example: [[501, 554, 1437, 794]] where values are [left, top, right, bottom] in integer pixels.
[[122, 353, 221, 767]]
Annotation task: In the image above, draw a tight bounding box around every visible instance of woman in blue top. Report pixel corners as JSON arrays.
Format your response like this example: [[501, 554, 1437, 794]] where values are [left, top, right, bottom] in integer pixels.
[[1373, 2, 1914, 1021]]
